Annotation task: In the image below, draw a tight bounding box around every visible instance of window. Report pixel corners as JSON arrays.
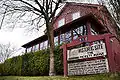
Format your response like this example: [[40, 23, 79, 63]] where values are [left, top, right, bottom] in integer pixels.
[[91, 28, 98, 35], [73, 25, 87, 40], [41, 41, 48, 50], [40, 42, 44, 50], [27, 48, 29, 53], [27, 47, 32, 53], [58, 18, 65, 27], [36, 44, 39, 51], [91, 24, 99, 35], [33, 46, 35, 52], [60, 34, 65, 44], [30, 47, 32, 52], [42, 41, 46, 49], [73, 29, 78, 40], [65, 31, 71, 43], [39, 43, 41, 50], [44, 40, 48, 49], [72, 12, 80, 20], [79, 25, 87, 35], [54, 36, 58, 46], [34, 44, 38, 52]]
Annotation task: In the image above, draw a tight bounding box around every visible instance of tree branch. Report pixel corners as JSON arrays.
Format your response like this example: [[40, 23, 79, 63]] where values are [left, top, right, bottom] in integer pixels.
[[49, 0, 61, 21], [34, 0, 46, 14], [17, 0, 42, 14], [0, 6, 8, 29]]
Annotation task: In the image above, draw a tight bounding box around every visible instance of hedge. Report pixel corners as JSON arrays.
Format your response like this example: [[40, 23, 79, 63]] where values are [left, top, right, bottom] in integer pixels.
[[0, 46, 63, 76], [0, 63, 3, 75]]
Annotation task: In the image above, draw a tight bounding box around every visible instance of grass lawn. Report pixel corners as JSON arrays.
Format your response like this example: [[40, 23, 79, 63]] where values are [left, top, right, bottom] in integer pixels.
[[0, 73, 120, 80]]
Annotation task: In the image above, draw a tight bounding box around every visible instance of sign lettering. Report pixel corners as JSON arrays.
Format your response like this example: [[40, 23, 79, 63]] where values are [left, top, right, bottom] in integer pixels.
[[68, 59, 109, 75], [67, 43, 107, 60]]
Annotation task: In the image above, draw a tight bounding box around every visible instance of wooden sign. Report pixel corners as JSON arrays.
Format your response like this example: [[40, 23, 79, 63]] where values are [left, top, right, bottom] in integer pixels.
[[68, 59, 109, 75], [67, 43, 107, 60]]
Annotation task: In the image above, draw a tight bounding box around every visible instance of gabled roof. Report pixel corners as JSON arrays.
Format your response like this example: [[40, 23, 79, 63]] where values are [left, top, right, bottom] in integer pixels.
[[22, 13, 106, 48], [53, 2, 103, 23]]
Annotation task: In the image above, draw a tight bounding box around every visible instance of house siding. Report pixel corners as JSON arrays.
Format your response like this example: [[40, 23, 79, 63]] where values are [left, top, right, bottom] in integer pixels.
[[53, 4, 117, 37], [53, 3, 120, 73]]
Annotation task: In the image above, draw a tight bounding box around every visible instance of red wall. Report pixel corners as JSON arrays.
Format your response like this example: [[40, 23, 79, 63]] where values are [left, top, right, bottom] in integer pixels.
[[111, 37, 120, 71], [53, 4, 117, 35], [53, 3, 120, 72]]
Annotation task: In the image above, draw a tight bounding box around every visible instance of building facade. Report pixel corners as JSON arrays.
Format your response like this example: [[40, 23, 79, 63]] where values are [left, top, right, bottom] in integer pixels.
[[22, 3, 120, 76]]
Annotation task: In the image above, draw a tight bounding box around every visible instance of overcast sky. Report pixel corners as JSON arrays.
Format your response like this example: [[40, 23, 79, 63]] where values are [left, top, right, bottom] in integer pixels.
[[0, 27, 45, 47], [0, 26, 45, 57]]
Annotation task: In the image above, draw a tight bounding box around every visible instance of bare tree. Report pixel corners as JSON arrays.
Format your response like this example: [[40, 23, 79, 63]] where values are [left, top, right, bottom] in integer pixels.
[[0, 43, 16, 63], [0, 0, 63, 76], [108, 0, 120, 25]]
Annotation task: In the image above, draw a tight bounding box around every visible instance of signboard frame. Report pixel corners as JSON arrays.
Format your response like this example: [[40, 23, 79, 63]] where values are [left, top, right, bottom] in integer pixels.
[[68, 59, 109, 75], [60, 33, 115, 76], [67, 42, 109, 75], [67, 43, 107, 60]]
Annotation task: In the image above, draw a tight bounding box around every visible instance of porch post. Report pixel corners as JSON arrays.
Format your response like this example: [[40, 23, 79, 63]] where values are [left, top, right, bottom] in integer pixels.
[[105, 36, 116, 72], [63, 44, 68, 77], [39, 43, 41, 50], [86, 21, 91, 35], [58, 31, 61, 45], [25, 48, 27, 53]]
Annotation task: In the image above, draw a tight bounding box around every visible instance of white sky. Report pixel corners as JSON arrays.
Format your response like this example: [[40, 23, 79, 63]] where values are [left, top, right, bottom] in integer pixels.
[[0, 26, 45, 57], [0, 27, 45, 47]]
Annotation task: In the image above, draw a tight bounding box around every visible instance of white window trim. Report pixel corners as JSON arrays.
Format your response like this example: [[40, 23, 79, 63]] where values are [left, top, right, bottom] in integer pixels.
[[40, 42, 44, 50], [44, 40, 48, 49], [27, 47, 32, 53], [54, 36, 58, 46], [72, 12, 80, 20], [58, 18, 65, 27], [36, 44, 39, 51]]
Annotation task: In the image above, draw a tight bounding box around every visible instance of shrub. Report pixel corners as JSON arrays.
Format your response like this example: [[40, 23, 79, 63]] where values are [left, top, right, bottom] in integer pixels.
[[0, 63, 3, 75], [1, 46, 63, 76], [3, 56, 22, 76], [21, 50, 49, 76], [54, 46, 63, 75]]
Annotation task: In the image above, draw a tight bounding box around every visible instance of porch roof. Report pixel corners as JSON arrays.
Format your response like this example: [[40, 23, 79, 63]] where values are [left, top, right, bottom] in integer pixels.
[[22, 13, 106, 48]]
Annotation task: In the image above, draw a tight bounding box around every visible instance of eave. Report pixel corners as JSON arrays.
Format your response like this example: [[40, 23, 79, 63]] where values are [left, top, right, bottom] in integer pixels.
[[22, 13, 106, 48]]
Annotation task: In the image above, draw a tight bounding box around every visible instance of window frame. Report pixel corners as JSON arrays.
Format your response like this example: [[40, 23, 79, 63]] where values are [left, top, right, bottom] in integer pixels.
[[58, 18, 65, 27], [72, 12, 80, 20]]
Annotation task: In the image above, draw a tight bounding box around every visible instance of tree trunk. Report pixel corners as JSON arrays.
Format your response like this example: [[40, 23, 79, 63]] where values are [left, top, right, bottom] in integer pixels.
[[46, 22, 55, 76]]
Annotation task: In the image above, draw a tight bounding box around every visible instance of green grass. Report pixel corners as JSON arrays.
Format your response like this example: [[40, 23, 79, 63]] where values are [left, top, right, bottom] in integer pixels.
[[0, 73, 120, 80]]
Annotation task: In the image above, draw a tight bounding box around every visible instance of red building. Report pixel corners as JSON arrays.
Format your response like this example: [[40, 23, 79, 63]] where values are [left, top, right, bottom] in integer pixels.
[[22, 3, 120, 76]]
